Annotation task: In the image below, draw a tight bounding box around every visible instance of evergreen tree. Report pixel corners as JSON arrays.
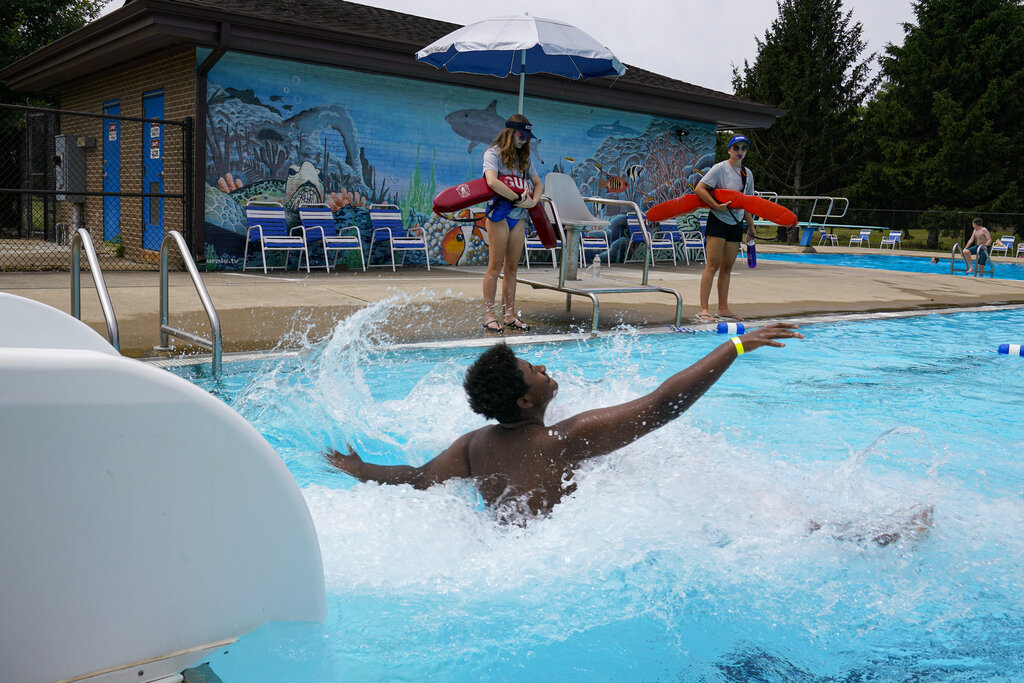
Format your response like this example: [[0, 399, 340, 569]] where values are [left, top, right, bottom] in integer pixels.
[[732, 0, 877, 241], [855, 0, 1024, 244]]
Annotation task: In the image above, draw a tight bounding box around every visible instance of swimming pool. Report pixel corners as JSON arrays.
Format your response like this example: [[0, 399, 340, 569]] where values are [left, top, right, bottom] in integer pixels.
[[759, 250, 1024, 279], [177, 303, 1024, 680]]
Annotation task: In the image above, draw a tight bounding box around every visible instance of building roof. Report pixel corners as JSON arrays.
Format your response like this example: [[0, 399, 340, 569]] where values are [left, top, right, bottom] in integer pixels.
[[0, 0, 784, 128]]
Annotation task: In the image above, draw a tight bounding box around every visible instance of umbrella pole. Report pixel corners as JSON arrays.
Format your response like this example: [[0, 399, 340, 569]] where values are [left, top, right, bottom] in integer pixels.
[[517, 50, 526, 114]]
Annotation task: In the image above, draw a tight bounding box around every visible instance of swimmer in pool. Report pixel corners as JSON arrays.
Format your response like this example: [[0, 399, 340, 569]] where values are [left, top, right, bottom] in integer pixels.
[[326, 323, 803, 520]]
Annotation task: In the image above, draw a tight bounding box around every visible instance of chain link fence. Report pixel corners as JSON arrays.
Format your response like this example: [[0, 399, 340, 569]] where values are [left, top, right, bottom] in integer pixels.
[[0, 103, 192, 271], [755, 198, 1022, 249]]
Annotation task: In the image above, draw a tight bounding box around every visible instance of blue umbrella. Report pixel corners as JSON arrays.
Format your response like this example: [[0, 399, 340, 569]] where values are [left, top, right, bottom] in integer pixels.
[[416, 13, 626, 114]]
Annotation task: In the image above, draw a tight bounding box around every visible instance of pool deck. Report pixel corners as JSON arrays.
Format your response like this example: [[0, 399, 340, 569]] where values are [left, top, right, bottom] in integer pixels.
[[2, 245, 1023, 358]]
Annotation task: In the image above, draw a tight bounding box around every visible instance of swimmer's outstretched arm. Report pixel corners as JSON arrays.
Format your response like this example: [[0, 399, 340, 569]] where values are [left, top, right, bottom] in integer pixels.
[[326, 432, 473, 489], [550, 323, 803, 463]]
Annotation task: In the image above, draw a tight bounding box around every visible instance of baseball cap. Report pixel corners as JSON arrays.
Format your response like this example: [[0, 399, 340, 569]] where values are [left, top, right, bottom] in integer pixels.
[[727, 134, 749, 148]]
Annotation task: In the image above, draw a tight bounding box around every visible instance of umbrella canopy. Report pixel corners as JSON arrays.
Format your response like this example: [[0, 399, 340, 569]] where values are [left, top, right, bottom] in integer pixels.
[[416, 14, 626, 113]]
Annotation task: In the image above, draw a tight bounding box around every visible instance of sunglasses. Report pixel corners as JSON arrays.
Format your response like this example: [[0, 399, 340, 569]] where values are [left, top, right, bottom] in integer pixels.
[[732, 145, 749, 152]]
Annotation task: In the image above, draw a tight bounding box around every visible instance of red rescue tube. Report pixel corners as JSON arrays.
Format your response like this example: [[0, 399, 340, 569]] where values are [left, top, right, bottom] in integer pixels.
[[433, 176, 557, 248], [645, 190, 798, 227]]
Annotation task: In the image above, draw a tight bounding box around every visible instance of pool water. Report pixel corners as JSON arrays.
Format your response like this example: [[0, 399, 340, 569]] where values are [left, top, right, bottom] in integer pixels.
[[758, 250, 1024, 279], [178, 303, 1024, 681]]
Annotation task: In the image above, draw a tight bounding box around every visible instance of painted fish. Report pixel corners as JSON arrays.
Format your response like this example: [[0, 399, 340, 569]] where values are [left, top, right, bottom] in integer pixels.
[[599, 175, 628, 193], [445, 100, 504, 154], [624, 165, 644, 182]]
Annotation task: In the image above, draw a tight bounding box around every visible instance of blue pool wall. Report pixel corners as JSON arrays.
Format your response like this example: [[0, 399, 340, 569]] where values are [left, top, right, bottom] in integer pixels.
[[199, 49, 716, 269]]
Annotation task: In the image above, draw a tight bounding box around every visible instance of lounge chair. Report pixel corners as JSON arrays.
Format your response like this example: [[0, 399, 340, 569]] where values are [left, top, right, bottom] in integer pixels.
[[990, 235, 1015, 257], [1017, 242, 1024, 258], [880, 230, 902, 250], [367, 203, 430, 271], [298, 204, 366, 272], [243, 201, 310, 273], [579, 226, 611, 269], [624, 216, 676, 265], [680, 230, 707, 265], [522, 222, 560, 270], [817, 225, 839, 246], [849, 229, 872, 248]]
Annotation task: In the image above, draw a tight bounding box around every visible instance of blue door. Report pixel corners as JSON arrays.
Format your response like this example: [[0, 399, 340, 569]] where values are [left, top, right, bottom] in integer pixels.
[[102, 101, 121, 242], [142, 91, 164, 251]]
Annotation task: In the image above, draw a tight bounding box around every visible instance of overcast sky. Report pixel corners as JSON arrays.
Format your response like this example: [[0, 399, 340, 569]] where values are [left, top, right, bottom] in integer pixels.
[[104, 0, 917, 94]]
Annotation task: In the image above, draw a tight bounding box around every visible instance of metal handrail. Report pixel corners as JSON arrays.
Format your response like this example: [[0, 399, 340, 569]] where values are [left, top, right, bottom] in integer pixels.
[[157, 231, 222, 376], [583, 197, 653, 285], [70, 228, 119, 351]]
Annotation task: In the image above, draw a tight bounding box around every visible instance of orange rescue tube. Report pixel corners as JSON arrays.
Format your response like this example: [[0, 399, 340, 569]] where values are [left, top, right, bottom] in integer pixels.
[[646, 190, 798, 227]]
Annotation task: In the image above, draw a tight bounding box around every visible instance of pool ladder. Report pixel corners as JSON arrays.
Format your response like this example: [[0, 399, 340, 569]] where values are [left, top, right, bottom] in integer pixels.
[[950, 242, 994, 277], [70, 228, 223, 375]]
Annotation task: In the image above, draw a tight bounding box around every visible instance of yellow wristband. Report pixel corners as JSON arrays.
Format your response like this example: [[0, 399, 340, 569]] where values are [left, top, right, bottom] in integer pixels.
[[731, 336, 745, 356]]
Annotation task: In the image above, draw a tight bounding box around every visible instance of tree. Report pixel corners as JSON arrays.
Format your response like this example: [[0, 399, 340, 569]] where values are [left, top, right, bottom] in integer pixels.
[[2, 0, 105, 104], [732, 0, 878, 241], [854, 0, 1024, 246]]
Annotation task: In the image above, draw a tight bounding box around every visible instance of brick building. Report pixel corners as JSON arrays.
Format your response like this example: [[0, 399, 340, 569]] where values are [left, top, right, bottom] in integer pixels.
[[1, 0, 783, 269]]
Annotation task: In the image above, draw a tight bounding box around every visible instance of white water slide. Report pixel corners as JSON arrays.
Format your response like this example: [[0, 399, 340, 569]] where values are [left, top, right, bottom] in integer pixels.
[[0, 293, 325, 683]]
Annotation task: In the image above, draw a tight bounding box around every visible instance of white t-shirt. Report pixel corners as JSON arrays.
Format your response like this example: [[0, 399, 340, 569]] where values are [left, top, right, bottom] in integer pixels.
[[700, 159, 754, 225], [482, 145, 538, 181]]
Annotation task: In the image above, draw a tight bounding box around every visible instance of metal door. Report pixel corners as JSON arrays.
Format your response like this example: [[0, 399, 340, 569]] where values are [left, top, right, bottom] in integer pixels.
[[142, 91, 164, 250], [102, 101, 121, 241]]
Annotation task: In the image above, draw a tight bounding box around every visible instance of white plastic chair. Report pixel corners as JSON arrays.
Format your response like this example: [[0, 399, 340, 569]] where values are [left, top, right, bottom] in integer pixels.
[[880, 230, 902, 249], [1017, 242, 1024, 258], [849, 229, 872, 248]]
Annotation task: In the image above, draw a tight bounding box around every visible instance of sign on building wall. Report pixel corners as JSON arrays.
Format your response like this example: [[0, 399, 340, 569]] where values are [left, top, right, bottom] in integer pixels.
[[200, 50, 715, 270]]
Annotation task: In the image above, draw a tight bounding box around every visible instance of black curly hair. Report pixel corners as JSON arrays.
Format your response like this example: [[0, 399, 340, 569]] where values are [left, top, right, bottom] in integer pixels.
[[463, 344, 528, 423]]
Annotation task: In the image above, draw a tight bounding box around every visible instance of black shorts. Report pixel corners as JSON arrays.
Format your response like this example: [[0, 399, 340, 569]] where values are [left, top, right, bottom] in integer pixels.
[[705, 211, 744, 243]]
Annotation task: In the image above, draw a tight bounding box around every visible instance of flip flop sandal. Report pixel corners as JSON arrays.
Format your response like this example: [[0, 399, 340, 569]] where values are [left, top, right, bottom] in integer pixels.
[[482, 320, 504, 334], [693, 313, 716, 324], [504, 318, 530, 331]]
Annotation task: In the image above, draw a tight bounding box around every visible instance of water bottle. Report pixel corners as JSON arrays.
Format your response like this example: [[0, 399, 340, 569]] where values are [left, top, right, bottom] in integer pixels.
[[746, 239, 757, 268], [590, 255, 601, 278]]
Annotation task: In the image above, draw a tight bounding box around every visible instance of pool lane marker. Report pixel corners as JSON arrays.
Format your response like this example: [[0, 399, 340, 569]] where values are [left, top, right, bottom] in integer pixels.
[[670, 322, 746, 335], [998, 343, 1024, 356]]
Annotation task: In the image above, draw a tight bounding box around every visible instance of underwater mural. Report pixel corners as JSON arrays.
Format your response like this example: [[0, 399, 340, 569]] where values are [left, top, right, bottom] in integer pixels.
[[200, 50, 715, 269]]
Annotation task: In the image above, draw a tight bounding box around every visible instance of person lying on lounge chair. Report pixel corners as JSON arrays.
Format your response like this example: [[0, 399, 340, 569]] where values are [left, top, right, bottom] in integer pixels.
[[327, 324, 802, 520]]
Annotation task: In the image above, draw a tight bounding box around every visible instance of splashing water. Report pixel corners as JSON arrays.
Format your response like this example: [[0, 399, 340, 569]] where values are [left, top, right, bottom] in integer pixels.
[[186, 303, 1024, 681]]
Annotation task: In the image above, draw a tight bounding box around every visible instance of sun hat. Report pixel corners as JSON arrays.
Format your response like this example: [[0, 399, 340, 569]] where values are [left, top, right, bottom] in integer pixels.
[[505, 120, 537, 140]]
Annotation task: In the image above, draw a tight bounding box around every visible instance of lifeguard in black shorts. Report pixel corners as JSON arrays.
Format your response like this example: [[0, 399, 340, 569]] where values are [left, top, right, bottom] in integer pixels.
[[693, 135, 756, 323]]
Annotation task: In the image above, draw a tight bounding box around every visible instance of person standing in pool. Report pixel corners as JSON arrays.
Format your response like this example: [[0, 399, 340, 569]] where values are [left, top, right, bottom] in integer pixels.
[[963, 217, 992, 275], [326, 323, 803, 520], [480, 114, 544, 334], [693, 135, 757, 323]]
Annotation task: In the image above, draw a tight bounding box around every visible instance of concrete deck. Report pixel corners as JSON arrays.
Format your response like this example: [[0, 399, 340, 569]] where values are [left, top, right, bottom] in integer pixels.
[[2, 246, 1022, 358]]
